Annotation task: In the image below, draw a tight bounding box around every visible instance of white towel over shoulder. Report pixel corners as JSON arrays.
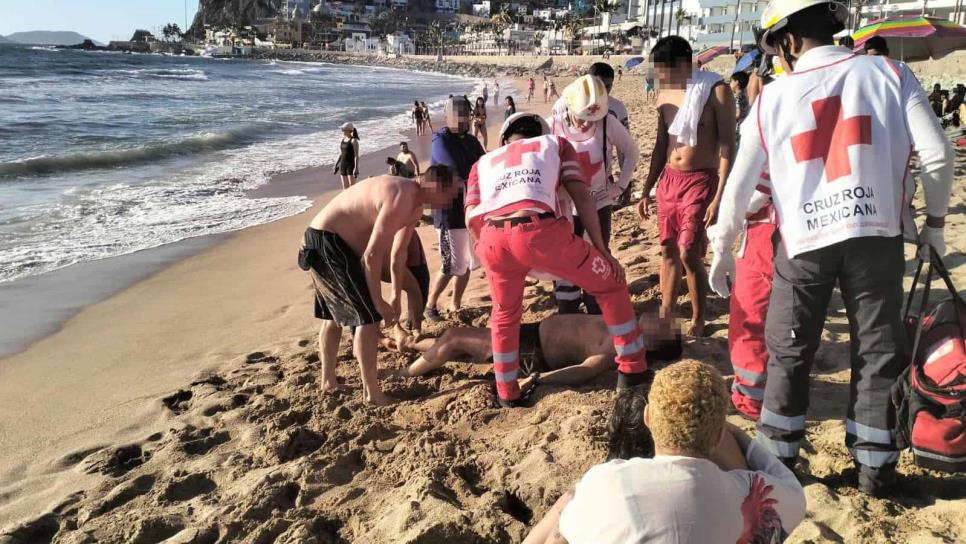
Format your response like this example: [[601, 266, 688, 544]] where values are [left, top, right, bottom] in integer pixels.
[[667, 70, 723, 148]]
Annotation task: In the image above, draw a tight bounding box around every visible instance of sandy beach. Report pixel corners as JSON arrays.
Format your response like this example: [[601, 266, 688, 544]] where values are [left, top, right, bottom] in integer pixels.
[[1, 68, 965, 544]]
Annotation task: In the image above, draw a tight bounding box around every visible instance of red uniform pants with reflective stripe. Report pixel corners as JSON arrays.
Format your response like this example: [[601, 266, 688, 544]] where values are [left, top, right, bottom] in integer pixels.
[[477, 217, 647, 401], [728, 222, 777, 420]]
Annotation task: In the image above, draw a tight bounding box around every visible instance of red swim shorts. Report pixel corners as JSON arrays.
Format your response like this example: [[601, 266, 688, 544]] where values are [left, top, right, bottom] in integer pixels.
[[656, 166, 718, 252]]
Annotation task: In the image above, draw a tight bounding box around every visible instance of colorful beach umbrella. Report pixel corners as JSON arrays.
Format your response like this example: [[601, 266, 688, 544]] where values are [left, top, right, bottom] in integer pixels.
[[625, 56, 645, 70], [695, 45, 729, 65], [852, 16, 966, 61]]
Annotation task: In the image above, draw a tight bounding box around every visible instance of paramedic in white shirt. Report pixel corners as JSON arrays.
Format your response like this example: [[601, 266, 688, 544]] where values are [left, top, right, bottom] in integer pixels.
[[523, 360, 806, 544], [708, 0, 953, 496], [550, 74, 641, 314]]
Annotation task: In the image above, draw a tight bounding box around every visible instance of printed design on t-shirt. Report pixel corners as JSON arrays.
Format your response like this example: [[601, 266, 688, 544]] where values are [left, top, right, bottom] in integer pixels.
[[790, 95, 872, 182], [737, 474, 784, 544]]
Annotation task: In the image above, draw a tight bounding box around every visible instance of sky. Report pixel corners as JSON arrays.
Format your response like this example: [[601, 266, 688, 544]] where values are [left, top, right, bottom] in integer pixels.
[[0, 0, 200, 44]]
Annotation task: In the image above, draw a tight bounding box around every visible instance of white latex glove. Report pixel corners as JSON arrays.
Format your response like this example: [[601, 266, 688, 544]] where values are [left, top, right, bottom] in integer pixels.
[[919, 225, 946, 261], [745, 190, 771, 217], [709, 251, 735, 298]]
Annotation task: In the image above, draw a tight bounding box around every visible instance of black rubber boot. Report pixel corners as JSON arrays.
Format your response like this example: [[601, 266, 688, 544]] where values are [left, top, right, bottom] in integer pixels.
[[857, 462, 898, 498], [607, 370, 655, 461]]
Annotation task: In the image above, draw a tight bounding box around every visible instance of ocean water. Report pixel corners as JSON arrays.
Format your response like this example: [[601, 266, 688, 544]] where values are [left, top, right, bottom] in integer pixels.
[[0, 45, 480, 284]]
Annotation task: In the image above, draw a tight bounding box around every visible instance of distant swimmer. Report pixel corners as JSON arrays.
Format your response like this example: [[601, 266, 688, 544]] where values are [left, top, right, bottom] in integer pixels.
[[471, 96, 488, 149], [421, 101, 434, 133], [334, 122, 360, 190], [297, 168, 460, 405], [527, 77, 535, 103], [412, 100, 425, 136]]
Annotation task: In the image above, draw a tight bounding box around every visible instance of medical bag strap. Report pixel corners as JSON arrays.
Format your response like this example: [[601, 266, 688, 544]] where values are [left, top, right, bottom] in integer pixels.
[[904, 257, 925, 321], [910, 253, 934, 366]]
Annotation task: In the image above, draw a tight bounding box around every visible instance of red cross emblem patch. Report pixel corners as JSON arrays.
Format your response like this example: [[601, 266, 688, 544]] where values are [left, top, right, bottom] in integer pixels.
[[790, 96, 872, 182], [492, 139, 542, 169]]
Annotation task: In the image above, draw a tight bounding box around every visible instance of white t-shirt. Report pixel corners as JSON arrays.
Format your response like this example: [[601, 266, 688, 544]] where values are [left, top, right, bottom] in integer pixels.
[[558, 442, 806, 544]]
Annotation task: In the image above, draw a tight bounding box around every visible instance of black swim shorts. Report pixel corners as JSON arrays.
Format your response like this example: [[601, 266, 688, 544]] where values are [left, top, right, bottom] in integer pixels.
[[299, 228, 382, 327], [518, 322, 548, 376]]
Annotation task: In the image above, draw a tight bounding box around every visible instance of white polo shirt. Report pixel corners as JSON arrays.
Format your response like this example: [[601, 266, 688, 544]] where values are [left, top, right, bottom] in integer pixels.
[[558, 441, 806, 544]]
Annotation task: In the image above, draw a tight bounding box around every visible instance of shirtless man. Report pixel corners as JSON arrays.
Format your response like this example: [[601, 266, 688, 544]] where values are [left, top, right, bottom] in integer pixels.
[[637, 35, 736, 337], [393, 314, 682, 393], [396, 142, 420, 176], [298, 168, 459, 404]]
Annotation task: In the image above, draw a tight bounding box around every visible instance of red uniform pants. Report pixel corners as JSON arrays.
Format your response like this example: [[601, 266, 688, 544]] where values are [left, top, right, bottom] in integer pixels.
[[477, 216, 647, 401], [728, 221, 777, 420]]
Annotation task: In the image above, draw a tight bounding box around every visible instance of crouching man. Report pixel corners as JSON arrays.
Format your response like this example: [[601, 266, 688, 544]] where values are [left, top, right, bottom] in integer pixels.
[[298, 168, 459, 405]]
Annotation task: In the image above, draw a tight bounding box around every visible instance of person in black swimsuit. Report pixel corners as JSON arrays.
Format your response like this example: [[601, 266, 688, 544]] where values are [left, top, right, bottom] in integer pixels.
[[334, 122, 360, 189], [412, 100, 425, 136], [390, 313, 682, 395]]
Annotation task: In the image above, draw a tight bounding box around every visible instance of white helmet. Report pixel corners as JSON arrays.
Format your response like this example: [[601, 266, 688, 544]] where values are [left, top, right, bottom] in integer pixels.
[[564, 75, 609, 122], [759, 0, 847, 55], [499, 112, 551, 145]]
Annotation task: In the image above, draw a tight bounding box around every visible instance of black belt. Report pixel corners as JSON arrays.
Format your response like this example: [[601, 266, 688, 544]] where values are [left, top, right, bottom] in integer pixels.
[[486, 211, 555, 228]]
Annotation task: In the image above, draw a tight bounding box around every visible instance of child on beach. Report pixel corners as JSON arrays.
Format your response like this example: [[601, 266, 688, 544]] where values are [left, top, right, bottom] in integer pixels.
[[524, 361, 806, 544], [637, 36, 736, 337], [334, 123, 360, 190], [298, 168, 459, 405]]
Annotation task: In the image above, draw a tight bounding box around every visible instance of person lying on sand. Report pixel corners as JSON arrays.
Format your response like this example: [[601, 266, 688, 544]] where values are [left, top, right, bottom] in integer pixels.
[[388, 314, 682, 393], [523, 361, 806, 544], [297, 168, 459, 405]]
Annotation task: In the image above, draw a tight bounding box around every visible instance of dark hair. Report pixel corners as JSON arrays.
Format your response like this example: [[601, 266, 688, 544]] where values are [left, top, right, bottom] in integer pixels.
[[588, 62, 615, 81], [400, 141, 408, 147], [386, 157, 396, 165], [351, 128, 359, 140], [503, 115, 543, 143], [770, 3, 843, 51], [414, 100, 420, 107], [839, 35, 854, 49], [731, 71, 750, 89], [506, 96, 516, 109], [650, 35, 692, 66], [423, 164, 454, 188], [863, 36, 889, 55]]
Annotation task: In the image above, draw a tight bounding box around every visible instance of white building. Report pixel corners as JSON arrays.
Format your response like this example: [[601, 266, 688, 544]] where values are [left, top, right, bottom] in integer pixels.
[[387, 32, 415, 54], [345, 32, 377, 53], [533, 8, 553, 20], [693, 0, 762, 48], [473, 1, 492, 17], [623, 0, 704, 47], [539, 27, 570, 54], [436, 0, 459, 13]]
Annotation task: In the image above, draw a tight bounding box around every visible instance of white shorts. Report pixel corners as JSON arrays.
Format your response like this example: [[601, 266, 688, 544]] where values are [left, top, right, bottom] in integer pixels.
[[437, 227, 478, 276]]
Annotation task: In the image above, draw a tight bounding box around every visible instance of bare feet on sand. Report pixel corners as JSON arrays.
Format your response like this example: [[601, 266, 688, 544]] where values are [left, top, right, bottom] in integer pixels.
[[687, 319, 706, 337], [365, 390, 395, 406], [321, 379, 349, 394]]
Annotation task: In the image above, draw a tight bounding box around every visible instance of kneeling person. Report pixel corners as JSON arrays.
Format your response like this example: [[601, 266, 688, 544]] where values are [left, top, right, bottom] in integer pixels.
[[298, 169, 459, 405], [525, 361, 806, 544]]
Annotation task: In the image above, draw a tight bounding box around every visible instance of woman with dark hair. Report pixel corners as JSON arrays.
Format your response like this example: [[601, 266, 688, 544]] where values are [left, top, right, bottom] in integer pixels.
[[471, 96, 488, 149], [504, 96, 517, 121], [412, 100, 425, 135], [333, 122, 360, 189]]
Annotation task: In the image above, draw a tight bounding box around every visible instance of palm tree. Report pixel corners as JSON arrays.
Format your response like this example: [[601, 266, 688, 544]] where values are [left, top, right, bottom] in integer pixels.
[[675, 8, 687, 36]]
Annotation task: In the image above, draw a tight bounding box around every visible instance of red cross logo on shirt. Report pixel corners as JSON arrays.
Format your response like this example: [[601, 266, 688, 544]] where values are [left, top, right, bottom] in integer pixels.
[[790, 96, 872, 182], [492, 139, 542, 168], [575, 149, 604, 180]]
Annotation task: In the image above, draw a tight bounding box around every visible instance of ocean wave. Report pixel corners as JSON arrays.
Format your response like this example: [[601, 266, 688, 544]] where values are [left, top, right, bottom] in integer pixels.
[[114, 67, 209, 81], [0, 130, 253, 178]]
